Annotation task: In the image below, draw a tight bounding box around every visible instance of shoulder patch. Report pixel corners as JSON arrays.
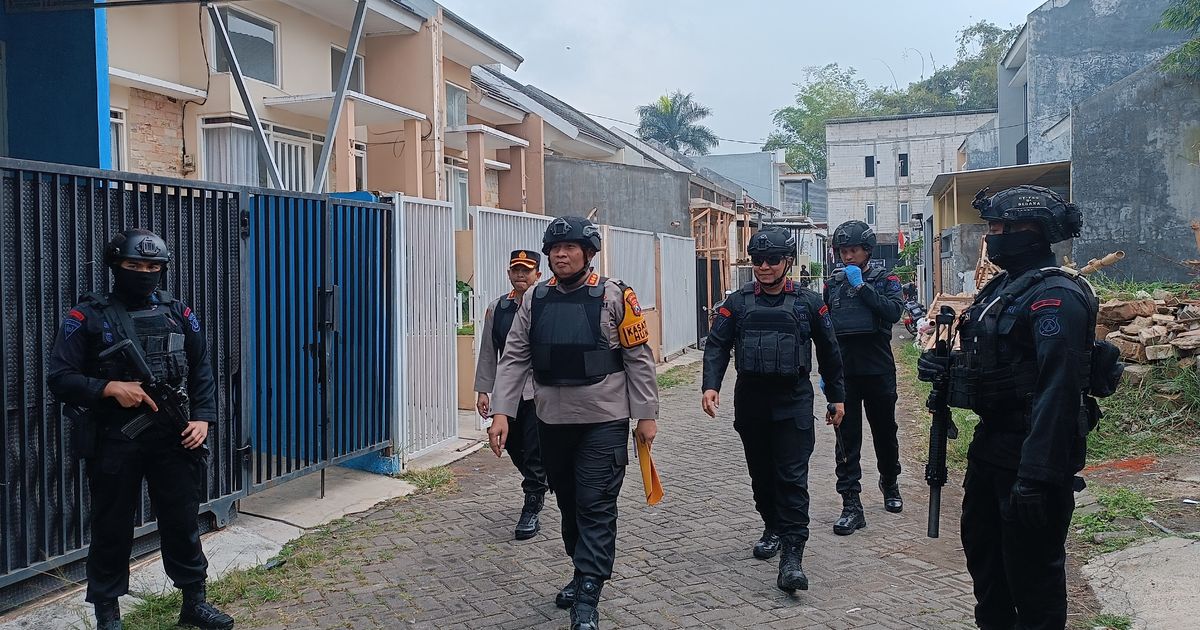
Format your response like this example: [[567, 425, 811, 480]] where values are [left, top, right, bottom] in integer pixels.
[[185, 307, 201, 332], [68, 309, 86, 321], [1031, 298, 1062, 312], [1038, 315, 1062, 337], [586, 273, 601, 287], [618, 287, 649, 348], [818, 304, 832, 328], [62, 318, 83, 339], [717, 306, 732, 318]]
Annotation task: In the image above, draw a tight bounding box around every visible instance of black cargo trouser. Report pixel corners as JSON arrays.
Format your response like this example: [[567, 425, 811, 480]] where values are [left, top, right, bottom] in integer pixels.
[[834, 371, 901, 495], [961, 458, 1074, 630], [507, 399, 549, 496], [538, 419, 629, 581], [85, 431, 209, 603], [734, 381, 816, 542]]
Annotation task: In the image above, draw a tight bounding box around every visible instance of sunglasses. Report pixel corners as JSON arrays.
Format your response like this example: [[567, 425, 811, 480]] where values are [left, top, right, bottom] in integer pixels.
[[751, 254, 784, 267]]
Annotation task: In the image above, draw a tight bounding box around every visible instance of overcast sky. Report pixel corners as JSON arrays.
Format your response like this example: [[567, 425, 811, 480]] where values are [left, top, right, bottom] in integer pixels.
[[438, 0, 1041, 154]]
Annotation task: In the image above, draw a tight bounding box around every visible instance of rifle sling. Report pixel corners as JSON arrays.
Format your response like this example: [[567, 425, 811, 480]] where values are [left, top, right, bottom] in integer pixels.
[[103, 299, 153, 377]]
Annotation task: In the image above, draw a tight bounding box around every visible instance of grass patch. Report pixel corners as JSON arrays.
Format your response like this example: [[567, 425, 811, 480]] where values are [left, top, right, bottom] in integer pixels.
[[898, 343, 977, 471], [1072, 486, 1155, 555], [1089, 274, 1199, 301], [1083, 613, 1133, 630], [399, 465, 458, 494], [657, 363, 700, 390], [1091, 360, 1200, 463], [123, 519, 363, 629]]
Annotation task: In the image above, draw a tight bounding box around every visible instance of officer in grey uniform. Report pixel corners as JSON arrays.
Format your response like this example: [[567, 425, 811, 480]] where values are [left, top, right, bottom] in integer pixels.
[[475, 249, 549, 540], [488, 216, 659, 630], [824, 220, 905, 535], [918, 186, 1121, 629], [702, 226, 846, 594]]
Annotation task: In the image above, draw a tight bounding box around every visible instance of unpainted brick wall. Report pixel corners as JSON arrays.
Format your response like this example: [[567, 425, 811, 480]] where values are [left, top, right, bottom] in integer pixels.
[[126, 88, 183, 177]]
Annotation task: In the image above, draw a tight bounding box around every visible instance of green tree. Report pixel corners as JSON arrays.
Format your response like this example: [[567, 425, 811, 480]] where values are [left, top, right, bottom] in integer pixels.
[[765, 21, 1020, 175], [1158, 0, 1200, 78], [636, 91, 720, 155], [763, 64, 869, 178]]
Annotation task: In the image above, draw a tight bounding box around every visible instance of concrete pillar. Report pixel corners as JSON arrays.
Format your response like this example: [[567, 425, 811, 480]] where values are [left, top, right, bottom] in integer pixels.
[[497, 145, 526, 211], [466, 130, 485, 207], [334, 100, 356, 192], [500, 114, 544, 214], [402, 117, 423, 197]]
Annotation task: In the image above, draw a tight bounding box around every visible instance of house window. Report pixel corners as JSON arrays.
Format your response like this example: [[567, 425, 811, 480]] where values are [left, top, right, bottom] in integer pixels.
[[446, 82, 468, 128], [866, 203, 876, 226], [445, 166, 470, 229], [898, 153, 909, 177], [864, 155, 875, 178], [899, 202, 910, 226], [109, 109, 127, 171], [330, 47, 364, 92], [213, 8, 278, 85], [354, 141, 367, 191], [201, 119, 260, 186]]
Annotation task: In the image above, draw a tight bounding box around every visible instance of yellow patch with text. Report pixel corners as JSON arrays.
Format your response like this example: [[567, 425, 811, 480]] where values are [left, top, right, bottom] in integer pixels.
[[619, 287, 650, 348]]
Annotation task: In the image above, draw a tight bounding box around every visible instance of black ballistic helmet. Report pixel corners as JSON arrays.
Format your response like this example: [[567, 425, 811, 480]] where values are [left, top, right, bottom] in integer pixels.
[[747, 226, 797, 258], [831, 220, 876, 251], [972, 185, 1082, 244], [104, 229, 171, 267], [542, 216, 602, 254]]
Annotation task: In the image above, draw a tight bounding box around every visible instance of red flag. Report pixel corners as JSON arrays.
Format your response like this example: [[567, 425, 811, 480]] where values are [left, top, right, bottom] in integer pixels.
[[898, 230, 907, 251]]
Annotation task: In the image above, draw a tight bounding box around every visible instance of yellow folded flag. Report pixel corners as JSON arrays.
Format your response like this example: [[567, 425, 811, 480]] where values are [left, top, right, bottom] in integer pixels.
[[636, 435, 664, 505]]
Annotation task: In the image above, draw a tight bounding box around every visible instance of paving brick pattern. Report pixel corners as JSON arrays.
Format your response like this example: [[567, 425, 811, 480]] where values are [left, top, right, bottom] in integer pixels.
[[227, 370, 977, 629]]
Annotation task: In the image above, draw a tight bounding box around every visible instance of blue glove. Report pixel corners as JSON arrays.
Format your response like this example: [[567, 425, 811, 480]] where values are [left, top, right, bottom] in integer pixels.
[[844, 265, 864, 287]]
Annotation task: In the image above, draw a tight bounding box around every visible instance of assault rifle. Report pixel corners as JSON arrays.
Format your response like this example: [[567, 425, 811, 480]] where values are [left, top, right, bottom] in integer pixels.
[[98, 338, 191, 439], [925, 305, 960, 539]]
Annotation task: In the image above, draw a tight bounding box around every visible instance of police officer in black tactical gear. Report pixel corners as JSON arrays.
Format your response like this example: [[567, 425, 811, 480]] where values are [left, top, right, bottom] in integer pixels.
[[824, 220, 906, 535], [701, 226, 846, 594], [47, 230, 234, 630], [918, 186, 1120, 630], [488, 216, 659, 630], [474, 249, 549, 541]]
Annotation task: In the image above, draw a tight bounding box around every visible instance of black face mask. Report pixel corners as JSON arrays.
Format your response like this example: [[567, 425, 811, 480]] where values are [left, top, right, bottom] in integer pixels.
[[984, 231, 1050, 270], [112, 266, 162, 304]]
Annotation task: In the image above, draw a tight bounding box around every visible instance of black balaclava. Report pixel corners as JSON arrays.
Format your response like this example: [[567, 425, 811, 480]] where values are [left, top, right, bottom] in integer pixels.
[[984, 230, 1051, 272], [112, 265, 162, 305]]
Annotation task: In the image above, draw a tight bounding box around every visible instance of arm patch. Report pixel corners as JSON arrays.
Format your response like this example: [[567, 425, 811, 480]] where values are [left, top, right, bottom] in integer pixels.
[[618, 287, 650, 348], [1031, 298, 1061, 312]]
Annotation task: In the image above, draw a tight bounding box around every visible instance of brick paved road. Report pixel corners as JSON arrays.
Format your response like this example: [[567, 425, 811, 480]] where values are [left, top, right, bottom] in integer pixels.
[[229, 368, 977, 629]]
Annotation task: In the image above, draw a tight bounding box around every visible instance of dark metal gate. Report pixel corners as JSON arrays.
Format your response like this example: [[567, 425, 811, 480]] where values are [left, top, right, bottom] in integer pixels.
[[242, 193, 392, 494], [0, 158, 243, 608], [1, 160, 395, 613]]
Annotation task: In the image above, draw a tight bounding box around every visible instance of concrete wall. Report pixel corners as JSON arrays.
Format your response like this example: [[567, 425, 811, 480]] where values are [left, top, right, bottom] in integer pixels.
[[2, 7, 109, 168], [1072, 63, 1200, 283], [1025, 0, 1190, 164], [961, 119, 1000, 170], [826, 111, 996, 243], [939, 223, 987, 295], [693, 151, 785, 208], [543, 156, 689, 236]]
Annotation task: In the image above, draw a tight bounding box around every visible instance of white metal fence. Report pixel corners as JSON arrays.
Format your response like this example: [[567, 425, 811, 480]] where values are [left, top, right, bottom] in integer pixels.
[[471, 206, 553, 326], [601, 226, 658, 308], [658, 234, 699, 356], [393, 196, 459, 460]]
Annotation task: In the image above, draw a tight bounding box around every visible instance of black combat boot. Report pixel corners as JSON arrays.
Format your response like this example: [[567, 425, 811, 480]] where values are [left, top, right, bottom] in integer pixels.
[[752, 528, 781, 560], [776, 536, 809, 593], [94, 599, 122, 630], [833, 493, 867, 535], [880, 478, 903, 513], [555, 573, 578, 609], [179, 583, 235, 629], [514, 492, 543, 540], [570, 576, 602, 630]]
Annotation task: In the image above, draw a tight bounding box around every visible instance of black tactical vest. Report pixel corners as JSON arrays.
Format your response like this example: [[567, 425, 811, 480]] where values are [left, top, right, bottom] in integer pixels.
[[491, 293, 519, 356], [734, 283, 812, 377], [948, 268, 1094, 425], [86, 291, 189, 386], [828, 267, 888, 336], [529, 277, 624, 386]]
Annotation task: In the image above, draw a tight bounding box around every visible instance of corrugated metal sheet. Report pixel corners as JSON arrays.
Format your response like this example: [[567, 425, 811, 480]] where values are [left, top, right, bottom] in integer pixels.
[[601, 226, 656, 307], [658, 234, 698, 357]]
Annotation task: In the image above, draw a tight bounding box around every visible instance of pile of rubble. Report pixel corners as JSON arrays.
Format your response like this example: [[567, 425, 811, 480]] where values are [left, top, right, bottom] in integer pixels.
[[1099, 290, 1200, 383]]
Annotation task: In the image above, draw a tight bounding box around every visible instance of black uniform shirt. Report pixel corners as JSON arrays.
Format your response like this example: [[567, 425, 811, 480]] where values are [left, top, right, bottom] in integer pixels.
[[964, 254, 1093, 486], [823, 270, 904, 376], [47, 293, 218, 423], [702, 282, 846, 417]]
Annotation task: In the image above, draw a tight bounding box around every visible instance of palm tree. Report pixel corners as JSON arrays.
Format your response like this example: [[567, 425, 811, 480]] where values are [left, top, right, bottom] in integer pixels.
[[636, 91, 719, 156]]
